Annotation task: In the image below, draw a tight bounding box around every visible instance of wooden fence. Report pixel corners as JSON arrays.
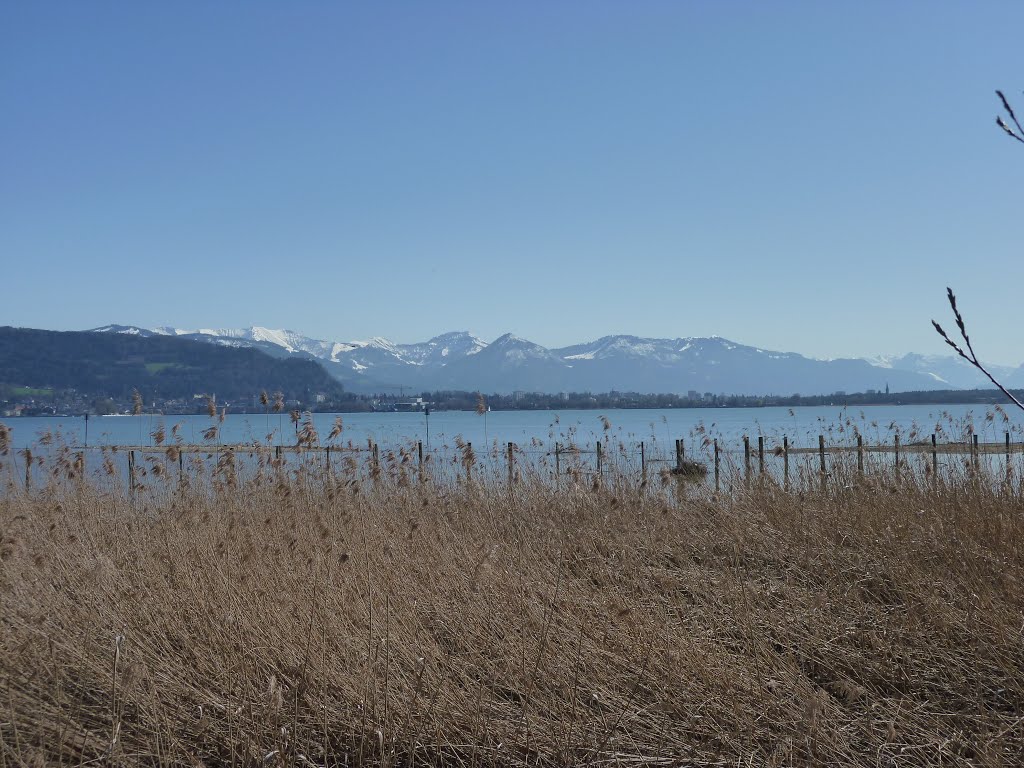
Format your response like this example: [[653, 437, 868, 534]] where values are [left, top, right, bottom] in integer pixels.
[[11, 429, 1016, 494]]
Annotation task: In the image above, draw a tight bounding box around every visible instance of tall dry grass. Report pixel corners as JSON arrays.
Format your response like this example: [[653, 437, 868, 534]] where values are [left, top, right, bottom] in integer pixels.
[[1, 441, 1023, 766]]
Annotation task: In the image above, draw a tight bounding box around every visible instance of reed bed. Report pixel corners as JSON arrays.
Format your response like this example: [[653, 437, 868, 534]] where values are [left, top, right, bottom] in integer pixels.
[[1, 431, 1023, 766]]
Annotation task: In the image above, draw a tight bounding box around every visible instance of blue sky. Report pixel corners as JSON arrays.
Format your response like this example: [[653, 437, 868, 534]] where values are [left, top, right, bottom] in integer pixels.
[[2, 2, 1022, 363]]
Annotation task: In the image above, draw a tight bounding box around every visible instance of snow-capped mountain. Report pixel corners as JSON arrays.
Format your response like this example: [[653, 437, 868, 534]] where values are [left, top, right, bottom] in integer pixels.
[[396, 331, 489, 366], [91, 324, 160, 337], [151, 326, 368, 361], [89, 324, 1000, 395], [862, 353, 1017, 390], [545, 336, 946, 396], [91, 326, 491, 384], [430, 334, 576, 392]]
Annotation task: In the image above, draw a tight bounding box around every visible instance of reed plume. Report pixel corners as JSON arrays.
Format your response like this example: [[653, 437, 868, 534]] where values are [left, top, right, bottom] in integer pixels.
[[476, 393, 488, 445], [260, 390, 271, 441], [328, 416, 344, 442], [297, 412, 319, 448]]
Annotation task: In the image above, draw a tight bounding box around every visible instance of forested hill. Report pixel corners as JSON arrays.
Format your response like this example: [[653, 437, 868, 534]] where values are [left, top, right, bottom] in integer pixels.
[[0, 326, 346, 403]]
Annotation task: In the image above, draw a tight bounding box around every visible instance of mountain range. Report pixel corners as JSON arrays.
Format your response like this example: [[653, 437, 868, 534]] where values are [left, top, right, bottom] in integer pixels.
[[1, 326, 345, 403], [91, 325, 1022, 396]]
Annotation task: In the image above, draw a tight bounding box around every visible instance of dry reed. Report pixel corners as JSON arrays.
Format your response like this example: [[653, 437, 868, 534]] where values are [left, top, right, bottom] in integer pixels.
[[0, 439, 1022, 766]]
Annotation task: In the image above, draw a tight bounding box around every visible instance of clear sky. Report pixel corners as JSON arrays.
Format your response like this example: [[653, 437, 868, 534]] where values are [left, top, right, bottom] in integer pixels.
[[2, 2, 1022, 363]]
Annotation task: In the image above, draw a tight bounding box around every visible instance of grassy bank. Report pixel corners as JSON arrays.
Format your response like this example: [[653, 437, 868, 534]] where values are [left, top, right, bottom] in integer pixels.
[[1, 445, 1022, 766]]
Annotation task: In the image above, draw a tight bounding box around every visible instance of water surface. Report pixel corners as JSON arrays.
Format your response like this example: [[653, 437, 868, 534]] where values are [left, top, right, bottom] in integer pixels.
[[4, 403, 1019, 455]]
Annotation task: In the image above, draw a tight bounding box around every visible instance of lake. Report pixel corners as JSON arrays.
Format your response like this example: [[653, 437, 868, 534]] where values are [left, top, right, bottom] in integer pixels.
[[3, 403, 1021, 456]]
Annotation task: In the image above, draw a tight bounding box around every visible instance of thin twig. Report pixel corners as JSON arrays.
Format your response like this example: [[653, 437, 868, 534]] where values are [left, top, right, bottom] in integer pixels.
[[996, 90, 1024, 141], [932, 287, 1024, 412]]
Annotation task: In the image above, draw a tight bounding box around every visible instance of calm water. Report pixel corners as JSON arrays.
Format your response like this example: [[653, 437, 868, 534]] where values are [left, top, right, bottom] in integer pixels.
[[3, 404, 1021, 456]]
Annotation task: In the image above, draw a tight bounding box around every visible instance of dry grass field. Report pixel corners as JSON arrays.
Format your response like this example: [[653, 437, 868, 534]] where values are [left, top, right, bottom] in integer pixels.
[[1, 436, 1023, 766]]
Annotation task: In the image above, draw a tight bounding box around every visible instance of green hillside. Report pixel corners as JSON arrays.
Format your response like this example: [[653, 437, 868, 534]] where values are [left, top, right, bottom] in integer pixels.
[[0, 326, 345, 403]]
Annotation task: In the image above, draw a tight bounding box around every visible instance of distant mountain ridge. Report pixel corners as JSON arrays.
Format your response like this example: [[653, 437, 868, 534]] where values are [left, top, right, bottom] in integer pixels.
[[861, 353, 1018, 390], [90, 324, 1018, 396], [2, 326, 347, 403]]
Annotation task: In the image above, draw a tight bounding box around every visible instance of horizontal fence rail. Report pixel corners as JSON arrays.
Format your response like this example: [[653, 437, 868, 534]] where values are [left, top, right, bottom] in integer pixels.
[[4, 428, 1023, 500]]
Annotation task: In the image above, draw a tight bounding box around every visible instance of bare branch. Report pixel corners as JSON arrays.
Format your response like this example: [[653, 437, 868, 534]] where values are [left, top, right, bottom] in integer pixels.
[[933, 289, 1024, 412], [946, 287, 977, 360], [996, 116, 1024, 143], [997, 90, 1024, 137], [931, 320, 971, 362]]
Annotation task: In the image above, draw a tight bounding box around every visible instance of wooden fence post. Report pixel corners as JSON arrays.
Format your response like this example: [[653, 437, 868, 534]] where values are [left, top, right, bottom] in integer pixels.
[[674, 439, 683, 472], [783, 436, 790, 489], [972, 433, 979, 471], [128, 450, 136, 494], [466, 442, 472, 482], [713, 439, 720, 492], [818, 435, 826, 489], [931, 434, 938, 479], [596, 442, 603, 475], [743, 436, 750, 482], [418, 441, 424, 482], [857, 434, 864, 475], [507, 442, 514, 489], [757, 435, 764, 476], [640, 441, 646, 484]]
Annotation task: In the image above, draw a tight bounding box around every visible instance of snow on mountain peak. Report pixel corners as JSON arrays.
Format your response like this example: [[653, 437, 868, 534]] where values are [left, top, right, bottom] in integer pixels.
[[86, 323, 1012, 395], [493, 333, 525, 345]]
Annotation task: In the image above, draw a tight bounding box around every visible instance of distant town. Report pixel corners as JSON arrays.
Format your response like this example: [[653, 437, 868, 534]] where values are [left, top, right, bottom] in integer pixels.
[[2, 385, 1018, 419]]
